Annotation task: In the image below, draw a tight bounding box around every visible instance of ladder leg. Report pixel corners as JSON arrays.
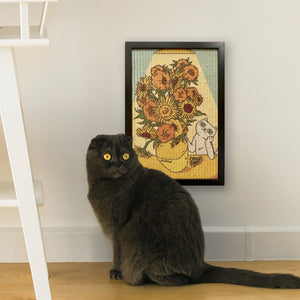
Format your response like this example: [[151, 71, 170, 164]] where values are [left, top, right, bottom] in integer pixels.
[[0, 48, 51, 300]]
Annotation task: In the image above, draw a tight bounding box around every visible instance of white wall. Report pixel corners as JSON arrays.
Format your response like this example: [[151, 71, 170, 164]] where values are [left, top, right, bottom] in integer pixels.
[[1, 0, 300, 262]]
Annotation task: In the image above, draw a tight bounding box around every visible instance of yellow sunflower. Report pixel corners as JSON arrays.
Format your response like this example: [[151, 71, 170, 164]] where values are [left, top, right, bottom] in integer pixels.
[[179, 99, 197, 120], [151, 71, 170, 90], [169, 68, 183, 92], [176, 59, 189, 69], [183, 64, 199, 81], [157, 124, 175, 143], [136, 95, 150, 108], [173, 87, 187, 103], [151, 65, 164, 76], [136, 76, 151, 99], [155, 95, 179, 123], [166, 119, 184, 138], [143, 100, 158, 122], [136, 125, 157, 140], [186, 87, 203, 106]]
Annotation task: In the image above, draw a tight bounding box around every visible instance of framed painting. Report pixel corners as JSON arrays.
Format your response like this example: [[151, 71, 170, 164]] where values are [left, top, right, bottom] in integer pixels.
[[125, 42, 225, 185]]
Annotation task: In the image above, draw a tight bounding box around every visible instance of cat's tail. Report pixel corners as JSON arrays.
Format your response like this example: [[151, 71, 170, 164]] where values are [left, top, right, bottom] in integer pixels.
[[197, 263, 300, 289]]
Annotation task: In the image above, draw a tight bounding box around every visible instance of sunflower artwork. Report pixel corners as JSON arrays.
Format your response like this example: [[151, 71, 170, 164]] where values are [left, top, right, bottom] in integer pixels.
[[127, 45, 224, 184]]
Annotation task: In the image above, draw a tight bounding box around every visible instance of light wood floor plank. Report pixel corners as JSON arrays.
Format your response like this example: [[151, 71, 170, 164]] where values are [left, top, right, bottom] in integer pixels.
[[1, 261, 300, 299]]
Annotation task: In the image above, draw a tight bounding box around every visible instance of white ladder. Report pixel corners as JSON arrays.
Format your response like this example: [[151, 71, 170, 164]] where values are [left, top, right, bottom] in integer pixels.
[[0, 1, 56, 299]]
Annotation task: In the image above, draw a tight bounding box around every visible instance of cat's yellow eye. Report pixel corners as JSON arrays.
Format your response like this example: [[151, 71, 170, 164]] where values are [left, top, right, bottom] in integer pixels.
[[103, 153, 112, 161], [123, 153, 130, 161]]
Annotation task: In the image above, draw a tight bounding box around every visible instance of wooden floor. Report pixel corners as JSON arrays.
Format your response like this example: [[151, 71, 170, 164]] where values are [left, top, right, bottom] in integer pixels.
[[2, 261, 300, 299]]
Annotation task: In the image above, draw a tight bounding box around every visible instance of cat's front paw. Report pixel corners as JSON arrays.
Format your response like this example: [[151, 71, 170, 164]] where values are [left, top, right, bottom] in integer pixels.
[[109, 268, 123, 280]]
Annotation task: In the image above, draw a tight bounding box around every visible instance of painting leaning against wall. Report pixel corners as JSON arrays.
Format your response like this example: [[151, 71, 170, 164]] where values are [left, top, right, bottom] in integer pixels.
[[125, 42, 225, 185]]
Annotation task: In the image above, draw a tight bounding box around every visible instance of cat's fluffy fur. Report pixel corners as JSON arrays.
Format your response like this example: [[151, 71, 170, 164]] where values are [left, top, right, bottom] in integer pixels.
[[86, 134, 300, 288]]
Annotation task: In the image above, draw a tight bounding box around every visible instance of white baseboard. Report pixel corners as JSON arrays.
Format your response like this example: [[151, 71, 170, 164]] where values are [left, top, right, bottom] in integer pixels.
[[1, 226, 300, 262], [204, 226, 300, 261]]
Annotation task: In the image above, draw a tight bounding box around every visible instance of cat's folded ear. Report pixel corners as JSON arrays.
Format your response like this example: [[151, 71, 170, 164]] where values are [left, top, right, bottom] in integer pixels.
[[89, 135, 106, 149], [118, 134, 133, 144]]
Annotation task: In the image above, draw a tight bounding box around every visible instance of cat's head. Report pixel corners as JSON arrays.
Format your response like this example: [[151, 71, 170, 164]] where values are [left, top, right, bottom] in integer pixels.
[[196, 119, 217, 139], [86, 134, 138, 180]]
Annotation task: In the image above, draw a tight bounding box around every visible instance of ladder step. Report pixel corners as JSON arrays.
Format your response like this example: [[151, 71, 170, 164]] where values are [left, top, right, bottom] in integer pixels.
[[0, 181, 44, 207], [0, 199, 18, 207]]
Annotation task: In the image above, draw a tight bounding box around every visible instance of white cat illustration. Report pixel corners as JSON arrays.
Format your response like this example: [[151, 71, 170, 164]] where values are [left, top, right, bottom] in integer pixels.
[[186, 119, 217, 160]]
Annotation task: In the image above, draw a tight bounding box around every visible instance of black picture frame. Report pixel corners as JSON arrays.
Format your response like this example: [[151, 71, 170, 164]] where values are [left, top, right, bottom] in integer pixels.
[[125, 42, 225, 185]]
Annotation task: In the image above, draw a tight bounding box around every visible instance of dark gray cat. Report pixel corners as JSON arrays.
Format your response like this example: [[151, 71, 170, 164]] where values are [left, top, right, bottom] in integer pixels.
[[86, 134, 300, 288]]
